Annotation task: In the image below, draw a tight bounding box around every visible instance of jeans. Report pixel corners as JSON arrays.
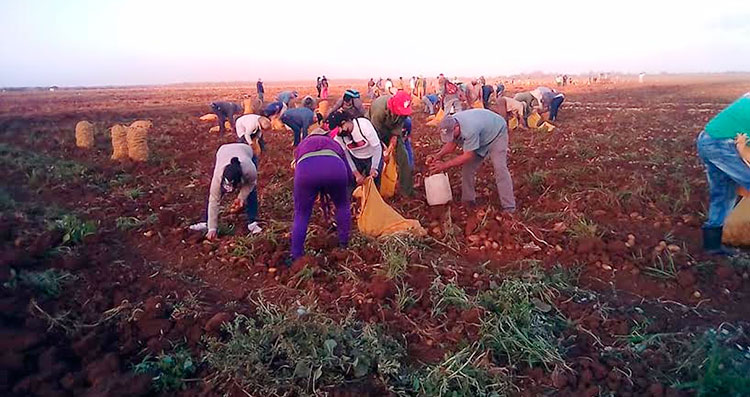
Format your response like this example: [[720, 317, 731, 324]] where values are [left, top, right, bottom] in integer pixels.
[[696, 131, 750, 227], [422, 97, 435, 115], [292, 156, 350, 259], [404, 138, 414, 167], [444, 97, 462, 115], [214, 110, 235, 134], [352, 155, 384, 188], [461, 132, 515, 210], [549, 95, 565, 121], [245, 188, 258, 223]]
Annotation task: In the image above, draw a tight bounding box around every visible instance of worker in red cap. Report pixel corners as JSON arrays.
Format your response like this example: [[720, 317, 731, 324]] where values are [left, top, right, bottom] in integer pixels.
[[367, 91, 414, 196]]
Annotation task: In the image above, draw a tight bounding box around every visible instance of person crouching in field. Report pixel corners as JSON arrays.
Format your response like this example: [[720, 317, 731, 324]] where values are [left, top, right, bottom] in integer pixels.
[[328, 111, 384, 187], [422, 94, 440, 115], [235, 114, 271, 166], [281, 100, 316, 147], [291, 128, 353, 261], [428, 109, 515, 211], [328, 89, 366, 119], [368, 91, 415, 197], [494, 96, 527, 129], [696, 92, 750, 255], [482, 83, 494, 109], [210, 101, 243, 134], [190, 143, 261, 239]]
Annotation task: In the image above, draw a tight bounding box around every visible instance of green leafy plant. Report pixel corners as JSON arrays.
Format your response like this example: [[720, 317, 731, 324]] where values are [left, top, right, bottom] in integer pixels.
[[53, 214, 96, 245], [394, 282, 418, 312], [133, 347, 196, 391], [204, 298, 406, 396], [567, 216, 601, 239], [377, 235, 427, 280], [412, 344, 513, 397], [525, 170, 549, 193], [6, 269, 78, 298], [477, 268, 570, 370], [643, 252, 678, 280], [124, 187, 143, 200], [115, 215, 156, 230], [429, 276, 473, 317]]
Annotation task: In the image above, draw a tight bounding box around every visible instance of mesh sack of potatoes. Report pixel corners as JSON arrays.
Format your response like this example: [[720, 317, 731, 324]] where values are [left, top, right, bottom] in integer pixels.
[[110, 124, 128, 160], [243, 98, 262, 115], [127, 120, 152, 162], [75, 121, 95, 149], [723, 197, 750, 246]]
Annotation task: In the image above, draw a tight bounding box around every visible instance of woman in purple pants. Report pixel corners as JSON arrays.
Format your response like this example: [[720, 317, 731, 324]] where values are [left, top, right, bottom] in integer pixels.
[[291, 128, 354, 260]]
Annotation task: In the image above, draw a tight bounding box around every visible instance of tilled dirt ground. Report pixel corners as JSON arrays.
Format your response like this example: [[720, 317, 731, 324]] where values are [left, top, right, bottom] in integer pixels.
[[1, 79, 749, 396]]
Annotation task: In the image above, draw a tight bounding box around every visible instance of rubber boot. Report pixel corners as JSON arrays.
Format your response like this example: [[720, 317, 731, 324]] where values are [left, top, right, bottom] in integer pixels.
[[702, 226, 737, 256]]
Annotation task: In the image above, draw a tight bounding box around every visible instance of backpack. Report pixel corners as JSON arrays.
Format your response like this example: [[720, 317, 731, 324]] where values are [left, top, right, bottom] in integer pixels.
[[445, 81, 458, 95]]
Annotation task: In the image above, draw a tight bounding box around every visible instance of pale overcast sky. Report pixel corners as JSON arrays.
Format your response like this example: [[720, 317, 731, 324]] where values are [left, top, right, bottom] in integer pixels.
[[1, 0, 749, 86]]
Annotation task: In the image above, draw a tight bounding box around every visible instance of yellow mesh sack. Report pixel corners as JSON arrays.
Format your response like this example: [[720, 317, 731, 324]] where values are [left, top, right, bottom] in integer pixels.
[[75, 121, 94, 149], [316, 99, 329, 117], [527, 112, 542, 129], [243, 98, 261, 115], [199, 113, 218, 121], [723, 197, 750, 246], [508, 117, 518, 131], [537, 121, 556, 133], [272, 118, 285, 131], [251, 138, 262, 156], [110, 124, 128, 160], [472, 100, 483, 109], [127, 120, 152, 162], [379, 156, 398, 199], [353, 178, 426, 238], [425, 108, 445, 127]]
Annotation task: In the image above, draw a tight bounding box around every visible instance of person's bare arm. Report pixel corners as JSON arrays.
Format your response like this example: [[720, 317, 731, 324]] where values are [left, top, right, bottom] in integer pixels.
[[431, 141, 458, 162], [429, 150, 476, 173]]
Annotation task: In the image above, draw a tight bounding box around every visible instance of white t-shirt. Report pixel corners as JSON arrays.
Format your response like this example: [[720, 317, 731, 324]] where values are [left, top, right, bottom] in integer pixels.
[[236, 114, 262, 142], [334, 118, 383, 171]]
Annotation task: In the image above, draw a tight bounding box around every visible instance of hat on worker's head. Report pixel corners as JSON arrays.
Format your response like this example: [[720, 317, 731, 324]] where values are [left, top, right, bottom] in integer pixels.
[[343, 89, 360, 100], [438, 116, 458, 143], [387, 91, 412, 116]]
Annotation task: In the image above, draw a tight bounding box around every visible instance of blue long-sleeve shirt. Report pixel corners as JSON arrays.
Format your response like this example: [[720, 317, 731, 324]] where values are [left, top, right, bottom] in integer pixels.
[[282, 108, 315, 132], [277, 91, 296, 105], [263, 101, 284, 117]]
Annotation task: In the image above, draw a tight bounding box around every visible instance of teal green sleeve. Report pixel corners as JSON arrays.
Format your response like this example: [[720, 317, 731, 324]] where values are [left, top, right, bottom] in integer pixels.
[[705, 95, 750, 139]]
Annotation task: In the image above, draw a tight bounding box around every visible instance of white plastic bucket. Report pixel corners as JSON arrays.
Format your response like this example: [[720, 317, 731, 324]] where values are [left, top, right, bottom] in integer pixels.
[[425, 173, 452, 206]]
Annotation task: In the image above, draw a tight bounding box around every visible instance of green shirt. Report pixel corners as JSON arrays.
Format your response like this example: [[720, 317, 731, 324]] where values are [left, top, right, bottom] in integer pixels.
[[705, 93, 750, 140], [368, 95, 404, 143]]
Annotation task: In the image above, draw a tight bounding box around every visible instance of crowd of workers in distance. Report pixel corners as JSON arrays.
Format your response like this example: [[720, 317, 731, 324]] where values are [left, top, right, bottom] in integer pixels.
[[194, 74, 570, 264]]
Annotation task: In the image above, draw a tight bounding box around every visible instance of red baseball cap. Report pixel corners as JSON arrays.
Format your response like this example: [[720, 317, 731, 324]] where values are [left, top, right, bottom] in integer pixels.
[[387, 91, 412, 116]]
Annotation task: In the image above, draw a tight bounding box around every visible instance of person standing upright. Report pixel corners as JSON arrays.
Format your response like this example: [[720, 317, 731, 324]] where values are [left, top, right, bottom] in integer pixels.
[[256, 78, 264, 103], [320, 76, 329, 100], [316, 77, 322, 98]]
